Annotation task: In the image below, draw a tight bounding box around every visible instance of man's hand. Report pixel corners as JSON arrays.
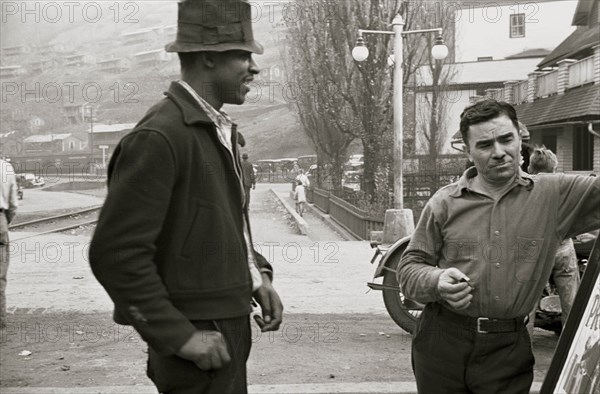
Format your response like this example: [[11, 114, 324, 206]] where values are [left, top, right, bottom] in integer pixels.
[[176, 330, 231, 370], [437, 268, 473, 310], [253, 274, 283, 332]]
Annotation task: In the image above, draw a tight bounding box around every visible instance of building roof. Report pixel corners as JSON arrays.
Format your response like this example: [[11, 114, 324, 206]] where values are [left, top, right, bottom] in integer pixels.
[[24, 133, 75, 143], [506, 49, 552, 59], [450, 84, 599, 140], [133, 49, 164, 57], [572, 0, 597, 25], [537, 24, 600, 68], [416, 58, 544, 86], [516, 84, 600, 126], [88, 123, 136, 133]]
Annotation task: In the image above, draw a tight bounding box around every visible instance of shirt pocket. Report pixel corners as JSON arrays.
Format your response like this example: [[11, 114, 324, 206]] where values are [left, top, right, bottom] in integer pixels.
[[515, 236, 544, 282]]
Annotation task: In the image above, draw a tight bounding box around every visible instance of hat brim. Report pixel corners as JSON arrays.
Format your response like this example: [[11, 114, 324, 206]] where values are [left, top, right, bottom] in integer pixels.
[[165, 40, 264, 55]]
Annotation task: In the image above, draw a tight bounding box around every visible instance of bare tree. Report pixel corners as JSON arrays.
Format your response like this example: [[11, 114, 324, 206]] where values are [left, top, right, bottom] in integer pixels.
[[284, 0, 454, 200]]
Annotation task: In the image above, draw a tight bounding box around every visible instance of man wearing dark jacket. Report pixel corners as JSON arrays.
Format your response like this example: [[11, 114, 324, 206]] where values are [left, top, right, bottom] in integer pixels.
[[89, 1, 283, 392]]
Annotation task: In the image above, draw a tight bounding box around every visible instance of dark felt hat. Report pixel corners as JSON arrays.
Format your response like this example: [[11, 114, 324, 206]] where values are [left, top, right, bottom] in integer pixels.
[[165, 0, 264, 54]]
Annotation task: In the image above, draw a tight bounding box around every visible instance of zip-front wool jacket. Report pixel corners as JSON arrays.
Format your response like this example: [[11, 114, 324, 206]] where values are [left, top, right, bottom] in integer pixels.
[[90, 82, 272, 356]]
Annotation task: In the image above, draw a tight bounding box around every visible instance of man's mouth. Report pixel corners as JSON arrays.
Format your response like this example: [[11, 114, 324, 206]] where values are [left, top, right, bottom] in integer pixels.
[[241, 78, 253, 93]]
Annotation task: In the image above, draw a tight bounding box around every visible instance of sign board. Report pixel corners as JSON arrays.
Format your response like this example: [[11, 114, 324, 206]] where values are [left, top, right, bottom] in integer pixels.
[[98, 145, 109, 149], [541, 236, 600, 394]]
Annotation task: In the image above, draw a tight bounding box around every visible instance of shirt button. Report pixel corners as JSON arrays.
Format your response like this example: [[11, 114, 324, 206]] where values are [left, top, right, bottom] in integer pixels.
[[494, 296, 500, 301], [531, 241, 537, 246], [494, 230, 500, 236], [495, 263, 501, 268]]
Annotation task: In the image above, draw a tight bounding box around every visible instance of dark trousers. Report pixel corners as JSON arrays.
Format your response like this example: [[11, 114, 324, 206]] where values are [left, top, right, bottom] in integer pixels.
[[244, 187, 251, 207], [147, 315, 251, 394], [412, 303, 534, 394]]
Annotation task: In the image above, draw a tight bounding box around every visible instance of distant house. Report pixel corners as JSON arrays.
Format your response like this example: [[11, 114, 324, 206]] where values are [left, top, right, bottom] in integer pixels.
[[23, 133, 85, 154], [63, 103, 93, 124], [2, 45, 32, 57], [121, 29, 156, 46], [0, 66, 26, 79], [88, 123, 136, 156], [36, 43, 69, 56], [63, 54, 96, 67], [96, 58, 131, 74], [0, 130, 23, 157], [133, 49, 172, 67], [152, 25, 177, 42], [29, 59, 58, 74]]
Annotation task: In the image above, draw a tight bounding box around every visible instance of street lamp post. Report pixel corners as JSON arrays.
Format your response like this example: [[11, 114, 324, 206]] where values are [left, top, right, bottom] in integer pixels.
[[353, 13, 448, 241]]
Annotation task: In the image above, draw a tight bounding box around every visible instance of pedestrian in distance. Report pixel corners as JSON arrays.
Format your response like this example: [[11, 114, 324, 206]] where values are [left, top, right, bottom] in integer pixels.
[[527, 146, 580, 328], [0, 158, 18, 329], [241, 153, 256, 207], [398, 99, 600, 393], [295, 168, 310, 188], [89, 1, 283, 393], [294, 180, 306, 217]]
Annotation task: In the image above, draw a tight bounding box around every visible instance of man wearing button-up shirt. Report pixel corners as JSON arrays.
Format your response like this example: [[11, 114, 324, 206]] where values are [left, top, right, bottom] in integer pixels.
[[0, 158, 18, 329], [399, 99, 600, 393]]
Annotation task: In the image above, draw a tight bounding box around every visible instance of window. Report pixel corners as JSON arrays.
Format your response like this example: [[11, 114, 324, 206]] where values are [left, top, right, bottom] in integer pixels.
[[69, 141, 75, 150], [541, 134, 557, 156], [477, 57, 493, 62], [573, 126, 593, 171], [510, 14, 525, 38]]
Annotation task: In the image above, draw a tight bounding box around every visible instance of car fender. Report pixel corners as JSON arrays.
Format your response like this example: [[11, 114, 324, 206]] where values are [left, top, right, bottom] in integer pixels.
[[374, 235, 412, 278]]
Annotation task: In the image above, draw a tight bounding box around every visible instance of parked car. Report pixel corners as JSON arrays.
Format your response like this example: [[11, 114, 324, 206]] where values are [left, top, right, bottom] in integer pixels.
[[17, 173, 45, 188], [343, 162, 364, 183], [297, 155, 317, 172]]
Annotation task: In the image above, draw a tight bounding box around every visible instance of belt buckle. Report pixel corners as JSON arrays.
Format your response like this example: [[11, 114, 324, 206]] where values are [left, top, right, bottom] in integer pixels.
[[477, 317, 489, 334]]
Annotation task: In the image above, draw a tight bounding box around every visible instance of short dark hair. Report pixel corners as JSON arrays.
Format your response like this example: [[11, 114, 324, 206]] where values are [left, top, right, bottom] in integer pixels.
[[459, 99, 520, 147]]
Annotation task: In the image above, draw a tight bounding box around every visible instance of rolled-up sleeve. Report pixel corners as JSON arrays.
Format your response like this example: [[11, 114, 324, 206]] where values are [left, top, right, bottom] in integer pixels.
[[89, 130, 196, 356], [398, 202, 444, 303]]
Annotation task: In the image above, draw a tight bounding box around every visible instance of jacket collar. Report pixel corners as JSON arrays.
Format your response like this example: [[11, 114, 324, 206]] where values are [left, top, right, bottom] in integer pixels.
[[164, 81, 213, 126], [449, 166, 534, 198]]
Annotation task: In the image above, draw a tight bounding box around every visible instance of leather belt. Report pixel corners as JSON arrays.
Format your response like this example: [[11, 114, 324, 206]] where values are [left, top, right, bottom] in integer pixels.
[[438, 306, 526, 334]]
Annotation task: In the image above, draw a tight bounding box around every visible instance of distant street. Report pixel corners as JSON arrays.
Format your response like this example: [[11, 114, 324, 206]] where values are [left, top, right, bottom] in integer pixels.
[[1, 183, 559, 391]]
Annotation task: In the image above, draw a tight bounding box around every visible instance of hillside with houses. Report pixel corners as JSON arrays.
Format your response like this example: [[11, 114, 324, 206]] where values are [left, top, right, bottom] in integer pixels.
[[0, 1, 314, 162]]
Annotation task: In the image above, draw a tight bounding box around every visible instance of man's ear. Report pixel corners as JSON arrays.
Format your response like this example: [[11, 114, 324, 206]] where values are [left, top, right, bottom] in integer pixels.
[[199, 52, 218, 69]]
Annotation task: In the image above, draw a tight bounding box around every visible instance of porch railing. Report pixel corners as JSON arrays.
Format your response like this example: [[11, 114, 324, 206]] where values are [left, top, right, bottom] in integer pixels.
[[536, 70, 558, 98], [569, 56, 594, 88]]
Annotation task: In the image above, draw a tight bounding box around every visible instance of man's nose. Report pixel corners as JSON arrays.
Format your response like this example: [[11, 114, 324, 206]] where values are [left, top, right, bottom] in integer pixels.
[[491, 142, 505, 158], [249, 57, 260, 75]]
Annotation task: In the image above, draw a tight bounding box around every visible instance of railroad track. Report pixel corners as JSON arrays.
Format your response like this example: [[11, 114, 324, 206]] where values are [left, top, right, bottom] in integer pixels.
[[9, 206, 102, 237]]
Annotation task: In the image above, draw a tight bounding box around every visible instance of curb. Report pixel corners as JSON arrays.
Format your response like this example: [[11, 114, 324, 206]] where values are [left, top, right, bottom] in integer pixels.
[[270, 188, 309, 235]]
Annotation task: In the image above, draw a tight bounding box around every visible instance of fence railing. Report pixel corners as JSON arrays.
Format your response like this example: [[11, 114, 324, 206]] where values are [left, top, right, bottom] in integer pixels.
[[312, 188, 330, 214], [569, 56, 594, 88], [512, 80, 528, 104], [309, 171, 461, 240], [536, 70, 558, 98]]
